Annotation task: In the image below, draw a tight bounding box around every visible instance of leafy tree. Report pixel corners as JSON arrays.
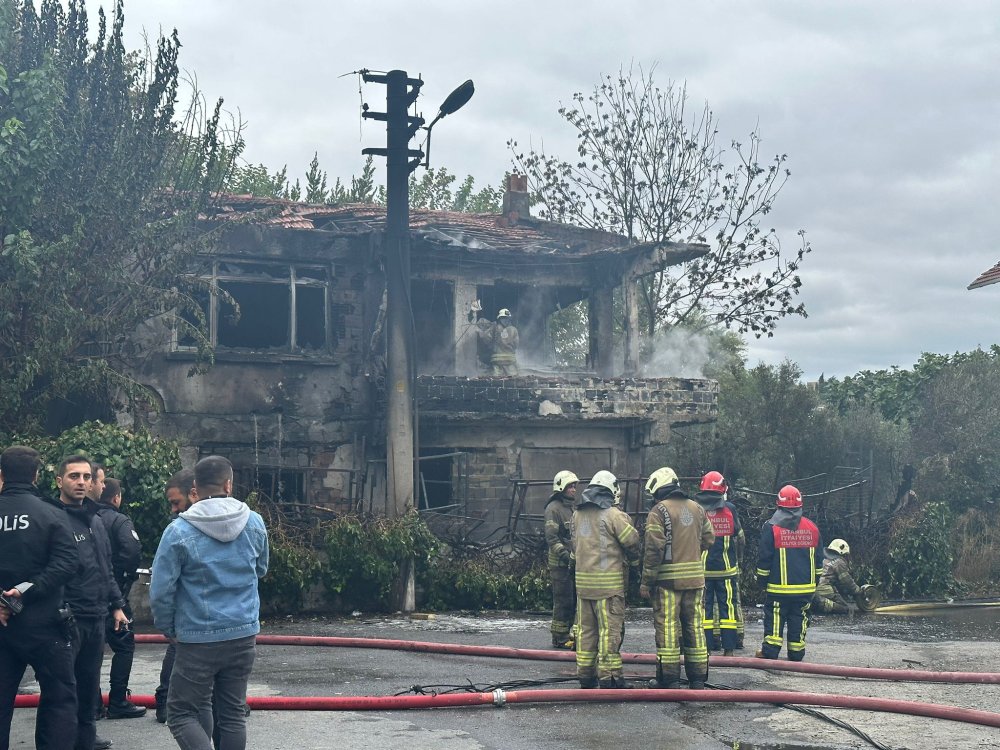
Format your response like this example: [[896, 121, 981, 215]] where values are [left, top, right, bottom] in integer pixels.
[[304, 151, 328, 203], [510, 65, 810, 340], [0, 0, 243, 433], [226, 162, 298, 200], [408, 166, 501, 212]]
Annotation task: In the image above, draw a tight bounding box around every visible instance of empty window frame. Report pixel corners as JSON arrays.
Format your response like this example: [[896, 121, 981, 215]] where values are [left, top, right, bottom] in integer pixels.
[[176, 261, 330, 351]]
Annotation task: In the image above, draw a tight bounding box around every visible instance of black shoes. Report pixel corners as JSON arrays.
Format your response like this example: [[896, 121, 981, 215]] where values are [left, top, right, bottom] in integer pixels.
[[155, 703, 167, 724], [107, 695, 147, 719], [94, 736, 113, 749], [598, 676, 634, 689]]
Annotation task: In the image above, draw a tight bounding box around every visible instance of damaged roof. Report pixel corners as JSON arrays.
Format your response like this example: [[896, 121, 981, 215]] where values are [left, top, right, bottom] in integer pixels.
[[204, 194, 708, 263], [968, 260, 1000, 290]]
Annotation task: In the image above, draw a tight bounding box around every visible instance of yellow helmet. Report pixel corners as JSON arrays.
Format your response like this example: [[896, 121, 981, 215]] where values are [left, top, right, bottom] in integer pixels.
[[497, 308, 512, 319], [827, 538, 850, 556], [645, 467, 680, 497], [552, 470, 579, 494]]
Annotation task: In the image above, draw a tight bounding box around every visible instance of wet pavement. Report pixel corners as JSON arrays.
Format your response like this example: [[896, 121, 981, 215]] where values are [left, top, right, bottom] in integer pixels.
[[10, 606, 1000, 749]]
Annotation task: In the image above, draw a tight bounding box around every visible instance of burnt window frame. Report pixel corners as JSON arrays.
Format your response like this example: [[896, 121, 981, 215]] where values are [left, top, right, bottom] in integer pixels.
[[174, 259, 332, 353]]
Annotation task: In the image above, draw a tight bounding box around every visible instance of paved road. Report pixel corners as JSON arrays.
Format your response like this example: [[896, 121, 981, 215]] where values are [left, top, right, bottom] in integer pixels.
[[10, 609, 1000, 749]]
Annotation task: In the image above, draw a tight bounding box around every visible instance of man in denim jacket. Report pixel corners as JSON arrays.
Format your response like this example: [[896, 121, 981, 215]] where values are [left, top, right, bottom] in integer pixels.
[[150, 456, 269, 750]]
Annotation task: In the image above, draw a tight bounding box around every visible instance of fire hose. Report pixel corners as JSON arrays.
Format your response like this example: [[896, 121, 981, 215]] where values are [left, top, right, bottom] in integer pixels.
[[13, 688, 1000, 729], [133, 633, 1000, 684]]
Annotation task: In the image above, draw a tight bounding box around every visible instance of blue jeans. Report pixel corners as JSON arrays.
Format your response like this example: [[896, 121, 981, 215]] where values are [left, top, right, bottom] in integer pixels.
[[168, 636, 255, 750]]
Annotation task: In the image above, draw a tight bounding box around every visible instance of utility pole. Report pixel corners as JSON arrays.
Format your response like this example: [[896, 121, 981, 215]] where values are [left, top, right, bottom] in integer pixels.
[[363, 70, 424, 611]]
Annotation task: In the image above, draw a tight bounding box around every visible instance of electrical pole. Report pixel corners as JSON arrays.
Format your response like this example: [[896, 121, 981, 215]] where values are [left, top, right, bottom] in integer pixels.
[[363, 70, 424, 611]]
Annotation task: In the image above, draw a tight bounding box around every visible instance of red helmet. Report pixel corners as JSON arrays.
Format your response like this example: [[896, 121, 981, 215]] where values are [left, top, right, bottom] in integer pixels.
[[699, 471, 728, 494], [776, 485, 803, 508]]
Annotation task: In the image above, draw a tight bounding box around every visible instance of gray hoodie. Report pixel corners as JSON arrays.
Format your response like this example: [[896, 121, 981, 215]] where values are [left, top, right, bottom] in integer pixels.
[[179, 496, 251, 542]]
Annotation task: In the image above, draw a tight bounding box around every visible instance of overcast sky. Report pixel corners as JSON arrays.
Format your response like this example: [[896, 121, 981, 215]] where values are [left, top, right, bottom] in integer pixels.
[[84, 0, 1000, 380]]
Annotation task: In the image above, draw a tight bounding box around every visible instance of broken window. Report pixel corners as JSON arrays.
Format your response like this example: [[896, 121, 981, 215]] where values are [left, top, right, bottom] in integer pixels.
[[175, 261, 331, 352]]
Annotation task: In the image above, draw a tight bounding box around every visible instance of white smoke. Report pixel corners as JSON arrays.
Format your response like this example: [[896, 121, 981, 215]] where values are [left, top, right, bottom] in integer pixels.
[[640, 328, 716, 379]]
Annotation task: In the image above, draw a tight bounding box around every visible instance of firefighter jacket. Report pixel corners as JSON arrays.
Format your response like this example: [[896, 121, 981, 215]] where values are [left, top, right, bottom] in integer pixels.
[[818, 553, 860, 598], [572, 487, 641, 599], [701, 501, 744, 578], [43, 496, 126, 618], [95, 502, 142, 595], [641, 492, 714, 590], [0, 482, 79, 629], [756, 509, 824, 598], [544, 492, 575, 568]]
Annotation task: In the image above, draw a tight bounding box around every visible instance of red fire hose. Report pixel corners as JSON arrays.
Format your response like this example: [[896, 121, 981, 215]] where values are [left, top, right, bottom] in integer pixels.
[[132, 633, 1000, 684], [13, 689, 1000, 728]]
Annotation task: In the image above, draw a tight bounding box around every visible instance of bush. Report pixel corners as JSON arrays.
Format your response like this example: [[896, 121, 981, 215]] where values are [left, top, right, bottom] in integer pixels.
[[423, 556, 550, 611], [951, 508, 1000, 594], [15, 421, 180, 560], [258, 528, 324, 614], [884, 501, 954, 598]]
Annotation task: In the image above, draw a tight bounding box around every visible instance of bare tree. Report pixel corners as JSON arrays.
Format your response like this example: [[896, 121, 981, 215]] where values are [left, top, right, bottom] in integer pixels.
[[510, 65, 810, 339]]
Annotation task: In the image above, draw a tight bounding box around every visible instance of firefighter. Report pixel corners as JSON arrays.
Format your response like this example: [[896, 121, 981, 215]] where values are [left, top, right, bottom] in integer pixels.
[[755, 485, 824, 661], [812, 539, 861, 614], [640, 467, 715, 689], [470, 303, 519, 375], [694, 471, 744, 656], [545, 470, 578, 649], [572, 471, 641, 689]]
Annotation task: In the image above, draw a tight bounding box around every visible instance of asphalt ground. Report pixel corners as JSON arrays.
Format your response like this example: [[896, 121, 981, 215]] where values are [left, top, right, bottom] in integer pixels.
[[10, 608, 1000, 749]]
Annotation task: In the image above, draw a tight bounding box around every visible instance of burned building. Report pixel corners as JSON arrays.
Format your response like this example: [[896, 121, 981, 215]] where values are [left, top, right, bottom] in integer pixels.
[[130, 177, 719, 535]]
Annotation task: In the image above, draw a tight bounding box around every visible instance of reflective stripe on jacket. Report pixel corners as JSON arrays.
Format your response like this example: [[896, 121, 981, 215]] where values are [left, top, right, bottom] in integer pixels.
[[572, 505, 640, 599], [756, 518, 824, 597], [702, 503, 743, 578], [544, 494, 574, 568], [641, 496, 714, 590]]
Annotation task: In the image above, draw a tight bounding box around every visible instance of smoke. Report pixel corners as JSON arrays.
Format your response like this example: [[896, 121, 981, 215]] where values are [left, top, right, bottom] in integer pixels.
[[640, 328, 718, 379]]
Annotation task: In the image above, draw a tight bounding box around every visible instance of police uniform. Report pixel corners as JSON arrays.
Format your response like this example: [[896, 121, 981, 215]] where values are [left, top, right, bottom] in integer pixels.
[[94, 502, 143, 714], [544, 491, 576, 647], [44, 496, 125, 750], [642, 491, 715, 687], [0, 481, 79, 749], [572, 486, 640, 688]]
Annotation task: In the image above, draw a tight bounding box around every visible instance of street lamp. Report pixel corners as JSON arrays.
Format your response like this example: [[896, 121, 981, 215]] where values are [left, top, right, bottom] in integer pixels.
[[422, 79, 475, 169]]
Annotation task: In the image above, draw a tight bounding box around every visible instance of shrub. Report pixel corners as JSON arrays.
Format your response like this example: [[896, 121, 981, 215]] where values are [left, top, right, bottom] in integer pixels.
[[884, 501, 953, 598]]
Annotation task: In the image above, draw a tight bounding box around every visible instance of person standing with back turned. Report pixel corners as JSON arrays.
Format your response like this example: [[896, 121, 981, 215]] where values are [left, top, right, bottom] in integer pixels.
[[150, 455, 268, 750]]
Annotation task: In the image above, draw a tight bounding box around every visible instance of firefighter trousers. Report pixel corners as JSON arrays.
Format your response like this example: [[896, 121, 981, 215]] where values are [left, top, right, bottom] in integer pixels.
[[703, 578, 739, 651], [761, 595, 811, 661], [575, 595, 625, 683], [652, 586, 708, 685], [549, 566, 576, 644]]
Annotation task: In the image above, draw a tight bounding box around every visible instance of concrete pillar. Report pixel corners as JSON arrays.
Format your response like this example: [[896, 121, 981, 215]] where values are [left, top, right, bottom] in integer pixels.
[[623, 277, 640, 375], [590, 286, 614, 377], [454, 281, 480, 376]]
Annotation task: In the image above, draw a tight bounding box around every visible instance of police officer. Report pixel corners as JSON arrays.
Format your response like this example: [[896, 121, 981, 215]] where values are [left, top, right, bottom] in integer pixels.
[[0, 445, 79, 750], [44, 455, 128, 750], [545, 470, 578, 649], [94, 479, 145, 719]]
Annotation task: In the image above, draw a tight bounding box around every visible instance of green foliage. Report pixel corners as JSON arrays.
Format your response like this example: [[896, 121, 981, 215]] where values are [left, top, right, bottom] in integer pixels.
[[0, 0, 244, 433], [884, 502, 954, 598], [321, 513, 439, 610], [423, 557, 550, 611], [408, 167, 502, 212], [17, 420, 180, 560], [256, 524, 324, 614]]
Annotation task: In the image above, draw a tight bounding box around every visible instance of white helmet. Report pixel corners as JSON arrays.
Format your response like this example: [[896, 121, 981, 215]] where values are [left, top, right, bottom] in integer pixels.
[[645, 467, 680, 497], [827, 538, 850, 556], [497, 308, 512, 319], [553, 470, 579, 494], [589, 470, 618, 493]]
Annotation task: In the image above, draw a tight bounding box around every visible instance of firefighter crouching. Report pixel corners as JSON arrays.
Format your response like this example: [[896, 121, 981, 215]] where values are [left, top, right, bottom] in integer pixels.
[[640, 467, 715, 689], [756, 485, 823, 661], [572, 471, 641, 689], [812, 538, 861, 614], [694, 471, 744, 656], [545, 470, 578, 649]]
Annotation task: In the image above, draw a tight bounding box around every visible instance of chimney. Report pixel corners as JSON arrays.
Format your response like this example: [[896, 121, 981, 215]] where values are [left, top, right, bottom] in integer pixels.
[[502, 174, 530, 219]]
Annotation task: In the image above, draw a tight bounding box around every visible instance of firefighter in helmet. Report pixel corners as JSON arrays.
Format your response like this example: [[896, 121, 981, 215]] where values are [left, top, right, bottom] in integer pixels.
[[470, 302, 519, 376], [812, 539, 861, 614], [545, 470, 578, 649], [572, 471, 640, 688], [694, 471, 744, 656], [756, 485, 824, 661], [641, 467, 715, 689]]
